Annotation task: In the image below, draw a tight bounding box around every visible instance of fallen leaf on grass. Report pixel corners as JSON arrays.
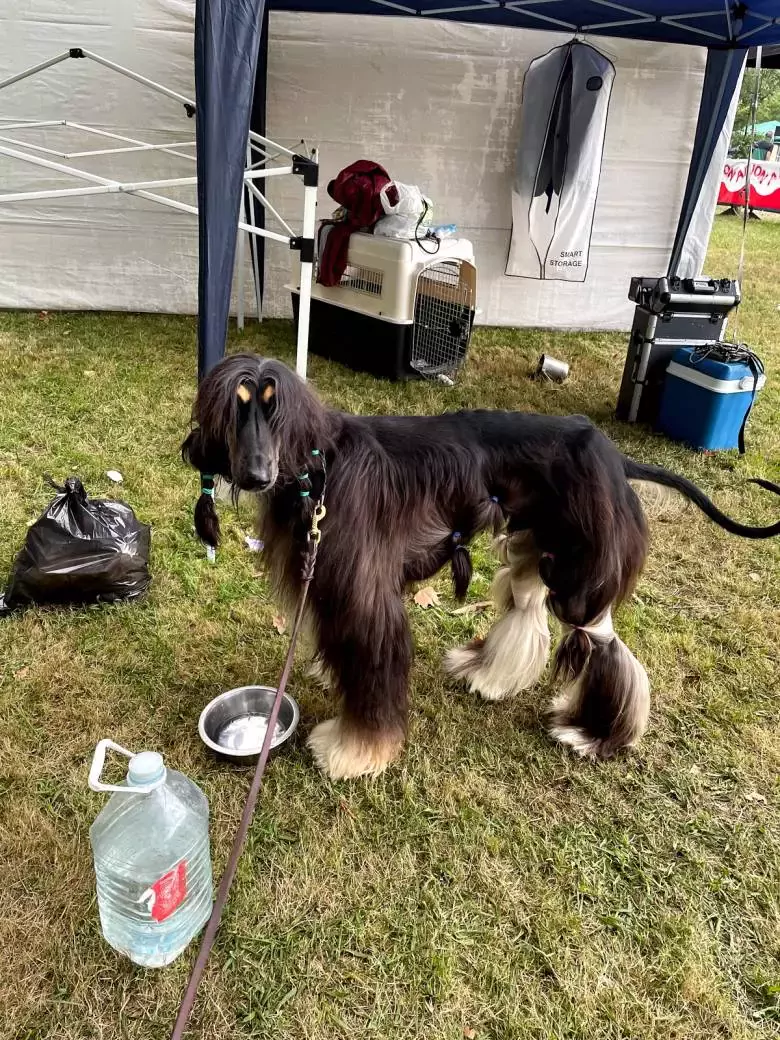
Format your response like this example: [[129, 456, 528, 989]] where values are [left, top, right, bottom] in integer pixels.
[[413, 586, 440, 608], [464, 1028, 477, 1039], [451, 600, 492, 616], [14, 667, 30, 679], [744, 790, 767, 803], [272, 614, 287, 635]]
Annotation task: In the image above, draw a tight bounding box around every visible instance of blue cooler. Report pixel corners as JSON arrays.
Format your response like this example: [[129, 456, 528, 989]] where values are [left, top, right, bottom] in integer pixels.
[[658, 346, 765, 451]]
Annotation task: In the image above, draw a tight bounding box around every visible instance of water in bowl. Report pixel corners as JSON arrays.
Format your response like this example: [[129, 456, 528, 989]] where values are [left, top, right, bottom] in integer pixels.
[[216, 712, 285, 752]]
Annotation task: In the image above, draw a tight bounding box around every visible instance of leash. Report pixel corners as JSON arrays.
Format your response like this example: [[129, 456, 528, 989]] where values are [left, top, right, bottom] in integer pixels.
[[170, 488, 326, 1040]]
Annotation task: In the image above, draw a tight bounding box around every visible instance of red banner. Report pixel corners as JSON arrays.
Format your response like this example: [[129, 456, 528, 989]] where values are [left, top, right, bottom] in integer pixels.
[[718, 160, 780, 212]]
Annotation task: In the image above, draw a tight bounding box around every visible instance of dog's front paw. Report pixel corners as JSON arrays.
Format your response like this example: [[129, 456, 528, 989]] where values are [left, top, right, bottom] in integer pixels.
[[307, 717, 402, 780]]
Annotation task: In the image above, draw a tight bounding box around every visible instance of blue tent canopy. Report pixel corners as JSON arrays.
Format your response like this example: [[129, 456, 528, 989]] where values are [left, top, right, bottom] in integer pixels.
[[194, 0, 780, 376], [272, 1, 780, 48]]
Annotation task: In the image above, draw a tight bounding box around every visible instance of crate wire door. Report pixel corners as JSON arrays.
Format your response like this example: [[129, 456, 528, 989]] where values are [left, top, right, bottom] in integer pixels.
[[410, 260, 476, 380], [339, 262, 384, 297]]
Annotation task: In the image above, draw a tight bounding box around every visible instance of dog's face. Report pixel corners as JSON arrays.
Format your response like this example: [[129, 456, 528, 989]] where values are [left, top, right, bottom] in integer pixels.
[[540, 550, 600, 628], [181, 355, 282, 494], [228, 379, 280, 492]]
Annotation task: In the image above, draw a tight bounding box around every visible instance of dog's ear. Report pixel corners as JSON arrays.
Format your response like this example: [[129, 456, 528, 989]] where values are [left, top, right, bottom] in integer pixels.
[[181, 427, 229, 475], [181, 428, 204, 470], [182, 430, 223, 550], [194, 489, 221, 549]]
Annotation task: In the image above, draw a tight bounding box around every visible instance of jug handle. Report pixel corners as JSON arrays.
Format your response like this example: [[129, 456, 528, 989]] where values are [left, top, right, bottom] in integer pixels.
[[88, 738, 159, 794]]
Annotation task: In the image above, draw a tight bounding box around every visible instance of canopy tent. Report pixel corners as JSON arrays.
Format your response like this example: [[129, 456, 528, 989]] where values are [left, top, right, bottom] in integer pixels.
[[272, 1, 780, 43], [133, 2, 780, 373]]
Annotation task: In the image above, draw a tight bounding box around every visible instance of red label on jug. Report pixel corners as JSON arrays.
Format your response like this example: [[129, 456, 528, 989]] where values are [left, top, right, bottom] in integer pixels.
[[148, 860, 187, 922]]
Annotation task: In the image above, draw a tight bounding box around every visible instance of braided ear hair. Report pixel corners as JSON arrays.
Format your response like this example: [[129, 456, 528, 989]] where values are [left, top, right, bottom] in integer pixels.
[[195, 473, 221, 550], [181, 429, 224, 552]]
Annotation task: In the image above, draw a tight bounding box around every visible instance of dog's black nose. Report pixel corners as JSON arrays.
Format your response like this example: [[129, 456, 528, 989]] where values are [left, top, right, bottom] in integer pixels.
[[244, 466, 271, 492]]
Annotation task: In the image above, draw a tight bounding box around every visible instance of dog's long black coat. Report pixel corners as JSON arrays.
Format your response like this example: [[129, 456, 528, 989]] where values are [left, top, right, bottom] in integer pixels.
[[182, 354, 779, 776]]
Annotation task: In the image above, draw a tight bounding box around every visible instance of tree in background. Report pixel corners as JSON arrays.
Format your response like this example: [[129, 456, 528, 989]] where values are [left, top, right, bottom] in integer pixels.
[[730, 68, 780, 158]]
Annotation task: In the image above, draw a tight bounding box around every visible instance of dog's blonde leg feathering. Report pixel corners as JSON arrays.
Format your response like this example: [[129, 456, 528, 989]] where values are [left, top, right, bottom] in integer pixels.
[[445, 532, 551, 701], [307, 717, 404, 780]]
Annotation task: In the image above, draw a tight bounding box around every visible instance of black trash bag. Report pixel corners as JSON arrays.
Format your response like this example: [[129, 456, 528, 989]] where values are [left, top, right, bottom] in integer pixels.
[[0, 477, 151, 615]]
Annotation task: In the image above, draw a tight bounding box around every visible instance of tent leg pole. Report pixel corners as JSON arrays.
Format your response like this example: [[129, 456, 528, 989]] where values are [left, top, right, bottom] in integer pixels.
[[237, 212, 246, 332], [296, 263, 313, 381], [246, 141, 263, 323], [249, 231, 263, 324], [295, 178, 317, 381], [667, 49, 744, 277]]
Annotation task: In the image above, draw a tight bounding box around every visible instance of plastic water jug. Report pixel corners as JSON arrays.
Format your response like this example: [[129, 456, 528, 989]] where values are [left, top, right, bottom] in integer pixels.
[[88, 739, 213, 968]]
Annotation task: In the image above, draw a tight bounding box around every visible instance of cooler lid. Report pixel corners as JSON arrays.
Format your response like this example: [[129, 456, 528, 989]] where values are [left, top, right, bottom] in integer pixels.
[[671, 346, 760, 382]]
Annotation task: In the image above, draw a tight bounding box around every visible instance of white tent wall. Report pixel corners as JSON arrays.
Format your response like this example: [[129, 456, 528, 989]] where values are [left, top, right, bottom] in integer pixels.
[[0, 4, 725, 330], [0, 0, 201, 314]]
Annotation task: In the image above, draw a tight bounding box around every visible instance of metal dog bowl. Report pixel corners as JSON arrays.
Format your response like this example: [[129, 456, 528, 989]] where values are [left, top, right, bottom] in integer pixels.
[[198, 685, 299, 760]]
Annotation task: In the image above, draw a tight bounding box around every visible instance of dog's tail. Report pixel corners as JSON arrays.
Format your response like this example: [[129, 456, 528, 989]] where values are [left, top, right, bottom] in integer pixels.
[[623, 459, 780, 539]]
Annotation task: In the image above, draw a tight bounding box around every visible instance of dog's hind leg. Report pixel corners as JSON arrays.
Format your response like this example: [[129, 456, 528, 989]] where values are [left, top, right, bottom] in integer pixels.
[[307, 591, 410, 780], [539, 455, 651, 759], [546, 610, 650, 760], [445, 531, 550, 701]]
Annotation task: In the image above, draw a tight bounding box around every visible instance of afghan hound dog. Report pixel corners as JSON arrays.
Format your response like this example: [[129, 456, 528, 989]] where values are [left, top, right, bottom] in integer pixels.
[[182, 354, 780, 780]]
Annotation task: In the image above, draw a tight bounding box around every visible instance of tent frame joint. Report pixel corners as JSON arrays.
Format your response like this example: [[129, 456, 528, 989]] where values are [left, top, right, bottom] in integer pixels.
[[293, 154, 319, 187], [290, 236, 315, 264]]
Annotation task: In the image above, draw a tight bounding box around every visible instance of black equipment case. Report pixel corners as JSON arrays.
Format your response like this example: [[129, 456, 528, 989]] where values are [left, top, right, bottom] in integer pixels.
[[616, 276, 741, 424]]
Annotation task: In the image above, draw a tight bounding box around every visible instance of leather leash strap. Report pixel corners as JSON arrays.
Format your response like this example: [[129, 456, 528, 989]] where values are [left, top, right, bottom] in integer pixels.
[[171, 520, 322, 1039]]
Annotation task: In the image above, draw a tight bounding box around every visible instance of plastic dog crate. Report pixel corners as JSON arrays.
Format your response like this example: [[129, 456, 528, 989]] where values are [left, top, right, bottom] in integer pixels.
[[289, 232, 477, 381]]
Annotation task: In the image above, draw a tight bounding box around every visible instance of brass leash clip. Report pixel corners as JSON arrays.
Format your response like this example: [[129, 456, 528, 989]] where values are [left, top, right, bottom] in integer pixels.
[[308, 502, 327, 545]]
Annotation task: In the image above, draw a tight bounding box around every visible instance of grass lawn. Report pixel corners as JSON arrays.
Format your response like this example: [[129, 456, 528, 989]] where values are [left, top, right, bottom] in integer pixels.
[[1, 214, 779, 1040]]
